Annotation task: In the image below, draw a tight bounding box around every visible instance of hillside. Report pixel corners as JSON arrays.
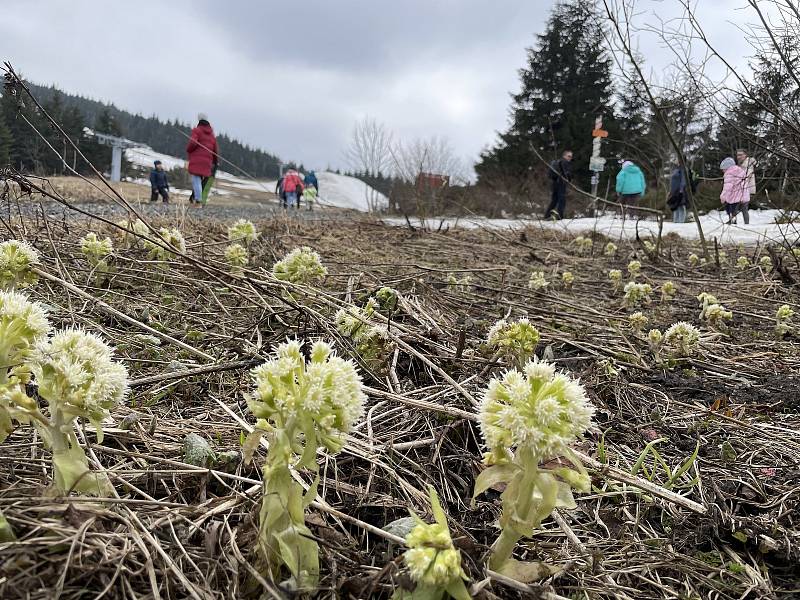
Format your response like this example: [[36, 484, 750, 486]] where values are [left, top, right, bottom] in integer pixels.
[[26, 83, 285, 179]]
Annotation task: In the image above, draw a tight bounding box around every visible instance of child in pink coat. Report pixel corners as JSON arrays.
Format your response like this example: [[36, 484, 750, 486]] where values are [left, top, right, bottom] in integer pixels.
[[720, 157, 750, 225]]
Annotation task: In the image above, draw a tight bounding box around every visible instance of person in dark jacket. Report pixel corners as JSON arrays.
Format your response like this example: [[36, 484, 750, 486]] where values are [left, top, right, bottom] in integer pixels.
[[303, 170, 319, 192], [276, 176, 286, 208], [149, 160, 170, 203], [668, 165, 688, 223], [544, 150, 573, 220], [186, 113, 218, 205]]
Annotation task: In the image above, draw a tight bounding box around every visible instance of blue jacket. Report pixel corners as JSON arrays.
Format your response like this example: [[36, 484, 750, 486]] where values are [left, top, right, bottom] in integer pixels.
[[150, 168, 169, 190], [615, 163, 646, 195], [304, 171, 319, 191], [669, 168, 687, 195]]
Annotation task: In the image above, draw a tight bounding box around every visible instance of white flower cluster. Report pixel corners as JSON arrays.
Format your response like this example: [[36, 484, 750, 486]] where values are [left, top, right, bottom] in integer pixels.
[[478, 359, 594, 462], [528, 271, 549, 291], [573, 236, 593, 255], [663, 322, 701, 357], [608, 269, 622, 291], [623, 281, 652, 307], [34, 329, 129, 430], [627, 260, 642, 278], [79, 233, 114, 267], [117, 218, 150, 249], [643, 240, 656, 254], [248, 340, 365, 454], [759, 255, 773, 269], [776, 305, 795, 336], [703, 303, 732, 328], [688, 253, 700, 267], [227, 219, 259, 244], [487, 318, 540, 366], [335, 301, 391, 371], [272, 246, 327, 285], [561, 271, 574, 287], [604, 242, 617, 256], [0, 240, 39, 291]]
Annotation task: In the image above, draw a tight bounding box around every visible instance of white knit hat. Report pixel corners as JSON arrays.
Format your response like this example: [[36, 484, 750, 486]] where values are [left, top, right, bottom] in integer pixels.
[[720, 157, 735, 170], [621, 160, 634, 169], [197, 112, 209, 122]]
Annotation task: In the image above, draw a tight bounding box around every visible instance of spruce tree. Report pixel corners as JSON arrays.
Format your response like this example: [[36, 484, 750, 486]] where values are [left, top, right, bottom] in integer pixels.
[[0, 117, 12, 166], [476, 0, 616, 189]]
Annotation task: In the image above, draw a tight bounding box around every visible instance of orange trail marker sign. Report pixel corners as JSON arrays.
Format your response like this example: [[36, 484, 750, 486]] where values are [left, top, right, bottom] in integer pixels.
[[592, 128, 609, 138]]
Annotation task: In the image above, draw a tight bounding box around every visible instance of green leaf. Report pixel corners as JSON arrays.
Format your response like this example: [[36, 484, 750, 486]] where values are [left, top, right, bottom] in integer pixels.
[[241, 429, 264, 465], [732, 531, 748, 543], [472, 464, 517, 503], [0, 509, 16, 542], [428, 486, 448, 527], [444, 579, 472, 600], [303, 475, 320, 509], [495, 557, 561, 583]]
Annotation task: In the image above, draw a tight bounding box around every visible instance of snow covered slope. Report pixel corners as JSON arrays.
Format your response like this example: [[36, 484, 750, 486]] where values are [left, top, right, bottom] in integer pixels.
[[125, 145, 387, 211], [383, 209, 800, 245]]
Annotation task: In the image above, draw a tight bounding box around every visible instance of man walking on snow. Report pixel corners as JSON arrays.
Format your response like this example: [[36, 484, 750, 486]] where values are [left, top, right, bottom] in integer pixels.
[[544, 150, 573, 220]]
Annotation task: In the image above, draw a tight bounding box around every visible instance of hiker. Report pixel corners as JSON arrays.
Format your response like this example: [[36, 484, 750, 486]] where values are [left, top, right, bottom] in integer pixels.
[[149, 160, 170, 203], [186, 113, 218, 205], [275, 176, 286, 208], [302, 184, 317, 211], [615, 160, 646, 209], [304, 170, 319, 192], [736, 149, 756, 225], [720, 157, 749, 225], [282, 169, 304, 209], [667, 165, 688, 223], [544, 150, 573, 220]]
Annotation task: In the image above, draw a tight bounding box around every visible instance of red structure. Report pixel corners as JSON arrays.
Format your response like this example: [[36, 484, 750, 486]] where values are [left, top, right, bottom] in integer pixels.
[[415, 172, 450, 192]]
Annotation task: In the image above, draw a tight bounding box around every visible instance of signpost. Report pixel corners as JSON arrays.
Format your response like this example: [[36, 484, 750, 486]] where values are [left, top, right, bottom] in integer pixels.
[[93, 132, 137, 182], [590, 116, 608, 214]]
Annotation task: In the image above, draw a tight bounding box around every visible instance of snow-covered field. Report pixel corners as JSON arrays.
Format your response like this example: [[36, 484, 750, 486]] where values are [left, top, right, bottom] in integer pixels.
[[383, 209, 800, 245], [125, 145, 387, 211]]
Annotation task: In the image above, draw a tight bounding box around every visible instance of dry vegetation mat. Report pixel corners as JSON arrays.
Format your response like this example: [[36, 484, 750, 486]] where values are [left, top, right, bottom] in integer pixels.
[[0, 181, 799, 600]]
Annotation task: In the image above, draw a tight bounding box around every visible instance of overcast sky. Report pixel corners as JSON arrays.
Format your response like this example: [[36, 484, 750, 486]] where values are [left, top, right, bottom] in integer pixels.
[[2, 1, 763, 173]]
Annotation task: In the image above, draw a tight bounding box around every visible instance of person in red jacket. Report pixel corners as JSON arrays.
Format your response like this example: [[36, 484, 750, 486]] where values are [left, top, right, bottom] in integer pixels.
[[186, 113, 218, 205], [282, 169, 304, 209]]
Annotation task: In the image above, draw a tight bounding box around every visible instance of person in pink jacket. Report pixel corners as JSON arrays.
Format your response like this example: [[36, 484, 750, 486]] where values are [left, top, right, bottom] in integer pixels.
[[720, 157, 750, 225]]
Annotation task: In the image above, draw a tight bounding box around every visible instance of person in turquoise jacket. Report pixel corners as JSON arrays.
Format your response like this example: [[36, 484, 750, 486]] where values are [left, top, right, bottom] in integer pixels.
[[615, 160, 646, 204]]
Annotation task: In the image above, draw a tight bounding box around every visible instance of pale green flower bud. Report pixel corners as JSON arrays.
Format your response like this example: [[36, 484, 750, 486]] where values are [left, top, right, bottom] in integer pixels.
[[224, 243, 248, 272], [623, 282, 652, 307], [487, 318, 540, 366], [643, 240, 656, 254], [272, 247, 327, 285], [704, 303, 732, 327], [0, 240, 39, 291], [776, 304, 795, 336], [604, 242, 617, 256], [736, 256, 750, 269], [573, 236, 593, 255], [145, 227, 186, 260], [446, 273, 472, 292], [627, 260, 641, 278], [80, 233, 114, 267], [629, 311, 648, 332], [661, 281, 676, 301], [759, 255, 772, 269], [562, 271, 574, 287], [688, 253, 699, 267]]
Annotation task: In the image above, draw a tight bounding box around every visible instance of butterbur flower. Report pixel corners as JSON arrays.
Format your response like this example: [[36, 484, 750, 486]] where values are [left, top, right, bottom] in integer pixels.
[[759, 256, 773, 269], [374, 286, 399, 313], [478, 358, 594, 462], [688, 253, 699, 267], [402, 488, 467, 592], [487, 318, 540, 367], [736, 256, 750, 270], [79, 233, 113, 265], [0, 240, 39, 291], [145, 227, 186, 260], [446, 273, 472, 292], [629, 311, 648, 333], [528, 271, 549, 291], [717, 251, 728, 264], [608, 269, 622, 291], [604, 242, 617, 256], [703, 304, 732, 328], [643, 240, 656, 254], [32, 328, 128, 494], [623, 281, 652, 306], [647, 329, 663, 356], [227, 219, 259, 244], [661, 281, 676, 302], [335, 304, 390, 372], [663, 322, 700, 357], [697, 292, 719, 319], [248, 340, 365, 454], [627, 260, 641, 278], [273, 246, 327, 285], [561, 271, 574, 287], [573, 236, 593, 255], [117, 218, 150, 249], [776, 304, 794, 336], [224, 243, 248, 272]]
